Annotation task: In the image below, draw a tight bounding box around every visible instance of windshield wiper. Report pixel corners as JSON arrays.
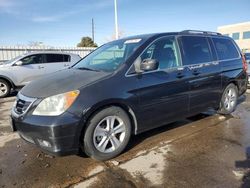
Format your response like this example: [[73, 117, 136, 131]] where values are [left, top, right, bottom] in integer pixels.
[[77, 67, 100, 72]]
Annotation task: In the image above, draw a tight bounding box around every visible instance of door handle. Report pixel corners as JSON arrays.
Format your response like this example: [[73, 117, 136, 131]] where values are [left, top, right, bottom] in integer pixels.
[[38, 65, 44, 69], [192, 70, 200, 76], [176, 72, 185, 79], [64, 64, 70, 67]]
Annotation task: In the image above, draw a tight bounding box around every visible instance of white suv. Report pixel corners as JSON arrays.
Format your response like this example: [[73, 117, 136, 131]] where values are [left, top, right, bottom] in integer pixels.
[[0, 51, 81, 97]]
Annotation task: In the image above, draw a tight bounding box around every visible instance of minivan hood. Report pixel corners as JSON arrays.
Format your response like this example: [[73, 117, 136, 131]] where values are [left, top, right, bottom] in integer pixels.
[[20, 68, 110, 98]]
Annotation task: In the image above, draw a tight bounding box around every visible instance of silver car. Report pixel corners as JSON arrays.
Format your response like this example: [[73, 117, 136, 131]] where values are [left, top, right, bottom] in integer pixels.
[[0, 52, 81, 97]]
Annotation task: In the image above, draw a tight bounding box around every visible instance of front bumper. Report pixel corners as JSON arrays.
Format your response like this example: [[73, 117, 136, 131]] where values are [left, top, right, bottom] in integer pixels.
[[11, 111, 83, 156]]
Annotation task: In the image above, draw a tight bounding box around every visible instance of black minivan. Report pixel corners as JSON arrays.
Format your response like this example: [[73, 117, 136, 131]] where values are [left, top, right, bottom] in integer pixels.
[[11, 30, 248, 160]]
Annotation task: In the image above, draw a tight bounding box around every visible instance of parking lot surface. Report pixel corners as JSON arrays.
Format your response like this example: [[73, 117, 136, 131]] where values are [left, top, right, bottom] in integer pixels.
[[1, 92, 250, 188]]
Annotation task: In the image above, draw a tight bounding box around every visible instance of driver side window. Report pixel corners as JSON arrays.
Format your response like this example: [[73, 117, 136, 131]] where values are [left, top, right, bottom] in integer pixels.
[[21, 54, 43, 65], [140, 37, 181, 70]]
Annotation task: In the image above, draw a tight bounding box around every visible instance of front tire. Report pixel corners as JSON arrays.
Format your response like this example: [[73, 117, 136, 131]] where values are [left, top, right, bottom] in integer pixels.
[[0, 79, 11, 98], [218, 83, 238, 115], [83, 106, 131, 161]]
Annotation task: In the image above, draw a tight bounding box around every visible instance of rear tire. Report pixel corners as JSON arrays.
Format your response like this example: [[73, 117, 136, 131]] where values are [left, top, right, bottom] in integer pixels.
[[218, 83, 238, 115], [0, 79, 11, 98], [82, 106, 131, 161]]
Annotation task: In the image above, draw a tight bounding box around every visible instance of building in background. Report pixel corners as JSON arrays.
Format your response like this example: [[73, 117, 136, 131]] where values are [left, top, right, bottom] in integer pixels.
[[217, 22, 250, 52]]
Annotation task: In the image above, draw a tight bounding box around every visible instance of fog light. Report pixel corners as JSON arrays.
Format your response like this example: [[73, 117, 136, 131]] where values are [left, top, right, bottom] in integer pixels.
[[37, 139, 51, 148]]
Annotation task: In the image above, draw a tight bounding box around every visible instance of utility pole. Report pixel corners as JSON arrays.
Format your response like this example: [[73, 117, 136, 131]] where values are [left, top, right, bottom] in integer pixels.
[[92, 18, 95, 43], [114, 0, 119, 39]]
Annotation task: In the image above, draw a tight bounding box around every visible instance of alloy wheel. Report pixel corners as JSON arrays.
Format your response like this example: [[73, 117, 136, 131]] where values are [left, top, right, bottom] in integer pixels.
[[0, 82, 8, 96], [223, 87, 237, 111], [93, 116, 126, 153]]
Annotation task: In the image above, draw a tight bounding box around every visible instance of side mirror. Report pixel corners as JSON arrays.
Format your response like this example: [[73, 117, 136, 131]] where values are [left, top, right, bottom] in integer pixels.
[[140, 59, 159, 72], [14, 61, 23, 66]]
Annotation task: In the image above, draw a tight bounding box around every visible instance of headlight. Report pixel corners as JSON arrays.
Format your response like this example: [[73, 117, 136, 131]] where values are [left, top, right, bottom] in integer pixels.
[[32, 90, 80, 116]]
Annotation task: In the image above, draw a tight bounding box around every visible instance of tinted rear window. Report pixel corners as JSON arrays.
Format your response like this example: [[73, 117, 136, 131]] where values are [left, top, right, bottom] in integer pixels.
[[179, 36, 212, 65], [212, 38, 239, 60], [45, 54, 70, 63]]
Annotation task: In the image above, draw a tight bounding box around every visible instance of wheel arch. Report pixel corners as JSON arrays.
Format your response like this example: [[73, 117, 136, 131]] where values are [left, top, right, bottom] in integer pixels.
[[0, 75, 15, 89], [220, 81, 239, 104], [80, 101, 139, 140], [223, 80, 239, 94]]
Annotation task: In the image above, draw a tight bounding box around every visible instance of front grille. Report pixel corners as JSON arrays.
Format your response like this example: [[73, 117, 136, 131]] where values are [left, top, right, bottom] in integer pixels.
[[14, 94, 36, 115]]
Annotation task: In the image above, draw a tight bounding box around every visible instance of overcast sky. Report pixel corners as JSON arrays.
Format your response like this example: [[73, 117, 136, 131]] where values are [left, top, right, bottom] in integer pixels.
[[0, 0, 249, 46]]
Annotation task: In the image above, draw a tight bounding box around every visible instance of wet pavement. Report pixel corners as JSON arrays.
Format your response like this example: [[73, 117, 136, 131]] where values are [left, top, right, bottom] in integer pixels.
[[1, 91, 250, 188]]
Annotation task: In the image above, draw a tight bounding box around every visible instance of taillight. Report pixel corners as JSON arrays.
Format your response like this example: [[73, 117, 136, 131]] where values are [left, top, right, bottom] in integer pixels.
[[242, 53, 248, 72]]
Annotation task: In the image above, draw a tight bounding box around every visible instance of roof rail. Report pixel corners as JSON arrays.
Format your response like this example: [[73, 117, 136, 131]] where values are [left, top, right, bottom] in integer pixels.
[[181, 30, 222, 36]]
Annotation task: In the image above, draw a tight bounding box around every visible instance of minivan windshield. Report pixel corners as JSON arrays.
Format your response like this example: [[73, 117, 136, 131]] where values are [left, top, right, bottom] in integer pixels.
[[73, 38, 144, 72]]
